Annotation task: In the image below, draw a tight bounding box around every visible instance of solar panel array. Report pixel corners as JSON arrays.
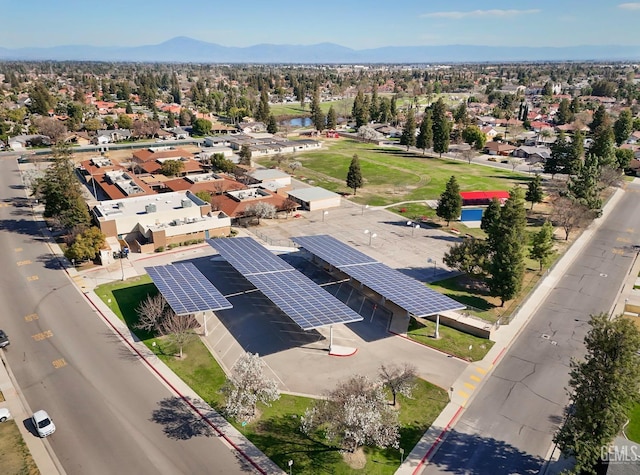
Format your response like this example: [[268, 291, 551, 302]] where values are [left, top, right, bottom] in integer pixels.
[[292, 235, 465, 317], [146, 262, 233, 315], [207, 238, 363, 330], [209, 237, 293, 275]]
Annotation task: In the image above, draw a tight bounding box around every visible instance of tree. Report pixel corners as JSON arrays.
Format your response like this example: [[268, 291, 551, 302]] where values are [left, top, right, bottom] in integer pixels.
[[238, 144, 252, 166], [194, 191, 212, 203], [461, 125, 486, 150], [554, 314, 640, 474], [564, 130, 584, 175], [555, 98, 573, 125], [346, 154, 364, 195], [551, 195, 593, 240], [160, 159, 184, 177], [266, 114, 278, 134], [416, 109, 433, 154], [432, 98, 450, 156], [614, 109, 633, 146], [529, 221, 554, 271], [400, 109, 416, 151], [223, 352, 280, 422], [352, 90, 368, 128], [243, 202, 277, 223], [480, 197, 501, 233], [280, 198, 299, 215], [160, 312, 198, 359], [486, 187, 527, 306], [135, 293, 169, 333], [590, 104, 608, 133], [210, 153, 235, 173], [117, 113, 132, 129], [525, 174, 544, 210], [436, 176, 462, 225], [590, 124, 616, 169], [443, 237, 488, 277], [34, 117, 67, 144], [615, 148, 634, 170], [31, 143, 91, 230], [29, 82, 52, 115], [567, 154, 602, 212], [84, 118, 102, 132], [379, 364, 417, 407], [63, 227, 106, 263], [546, 131, 568, 178], [301, 375, 400, 453], [256, 89, 270, 123], [191, 118, 212, 136], [310, 88, 325, 132], [326, 105, 337, 130]]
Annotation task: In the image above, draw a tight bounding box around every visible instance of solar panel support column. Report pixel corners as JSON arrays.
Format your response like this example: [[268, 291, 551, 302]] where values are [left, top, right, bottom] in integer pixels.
[[434, 314, 440, 339], [203, 311, 208, 337], [329, 325, 334, 352]]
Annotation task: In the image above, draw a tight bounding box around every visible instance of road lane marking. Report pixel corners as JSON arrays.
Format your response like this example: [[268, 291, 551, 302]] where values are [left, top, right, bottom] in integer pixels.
[[612, 248, 625, 255], [627, 228, 635, 233], [26, 275, 39, 282], [617, 237, 631, 243], [16, 260, 32, 266], [464, 382, 476, 390], [14, 247, 23, 252], [52, 359, 67, 369], [470, 374, 481, 382], [32, 330, 53, 341], [0, 203, 9, 208], [24, 313, 39, 322]]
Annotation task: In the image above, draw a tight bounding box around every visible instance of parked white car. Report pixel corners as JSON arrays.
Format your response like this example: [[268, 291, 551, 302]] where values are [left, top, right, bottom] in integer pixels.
[[32, 410, 55, 437], [0, 407, 11, 422]]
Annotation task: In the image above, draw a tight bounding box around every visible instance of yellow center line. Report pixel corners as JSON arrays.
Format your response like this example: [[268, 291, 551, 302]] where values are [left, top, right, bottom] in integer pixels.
[[32, 330, 53, 341], [52, 359, 67, 369]]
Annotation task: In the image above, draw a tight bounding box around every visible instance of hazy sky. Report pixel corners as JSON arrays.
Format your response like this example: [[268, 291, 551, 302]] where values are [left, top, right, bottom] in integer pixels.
[[2, 1, 639, 49]]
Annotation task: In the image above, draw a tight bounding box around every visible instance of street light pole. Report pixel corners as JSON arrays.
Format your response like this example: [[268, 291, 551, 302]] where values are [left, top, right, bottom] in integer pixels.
[[322, 210, 328, 222], [361, 204, 369, 215], [364, 229, 376, 246]]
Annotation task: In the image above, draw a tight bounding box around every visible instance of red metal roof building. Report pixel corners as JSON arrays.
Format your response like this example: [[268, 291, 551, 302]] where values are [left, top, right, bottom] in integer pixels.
[[460, 191, 510, 206]]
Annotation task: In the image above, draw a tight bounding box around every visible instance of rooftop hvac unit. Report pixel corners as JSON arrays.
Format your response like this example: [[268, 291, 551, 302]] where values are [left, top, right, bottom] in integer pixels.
[[117, 202, 124, 209], [181, 199, 192, 208], [145, 203, 157, 213]]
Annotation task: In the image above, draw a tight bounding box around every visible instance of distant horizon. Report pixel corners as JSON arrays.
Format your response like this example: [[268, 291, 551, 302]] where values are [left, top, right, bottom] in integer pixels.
[[3, 1, 640, 50]]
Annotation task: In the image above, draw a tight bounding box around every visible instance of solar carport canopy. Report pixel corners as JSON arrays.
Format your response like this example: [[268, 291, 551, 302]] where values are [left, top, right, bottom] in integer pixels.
[[292, 235, 466, 318], [207, 237, 363, 331], [146, 262, 233, 315]]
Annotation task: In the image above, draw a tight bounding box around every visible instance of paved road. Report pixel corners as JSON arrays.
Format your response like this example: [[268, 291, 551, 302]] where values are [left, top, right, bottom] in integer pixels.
[[423, 181, 640, 474], [0, 158, 254, 474]]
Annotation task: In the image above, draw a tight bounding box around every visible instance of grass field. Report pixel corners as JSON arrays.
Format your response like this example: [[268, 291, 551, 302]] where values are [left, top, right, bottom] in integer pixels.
[[270, 99, 354, 119], [96, 279, 449, 474], [0, 420, 39, 475], [626, 403, 640, 443]]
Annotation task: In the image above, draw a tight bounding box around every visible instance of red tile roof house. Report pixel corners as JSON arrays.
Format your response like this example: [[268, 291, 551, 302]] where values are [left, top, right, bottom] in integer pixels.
[[215, 187, 294, 221]]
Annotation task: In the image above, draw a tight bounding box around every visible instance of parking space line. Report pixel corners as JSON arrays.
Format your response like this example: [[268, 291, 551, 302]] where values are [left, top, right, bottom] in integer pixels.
[[14, 247, 22, 252], [26, 275, 39, 282], [17, 260, 32, 266]]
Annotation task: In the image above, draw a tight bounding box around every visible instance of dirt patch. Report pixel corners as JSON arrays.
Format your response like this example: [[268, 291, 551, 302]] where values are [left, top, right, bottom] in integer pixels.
[[343, 447, 366, 469], [0, 420, 39, 475]]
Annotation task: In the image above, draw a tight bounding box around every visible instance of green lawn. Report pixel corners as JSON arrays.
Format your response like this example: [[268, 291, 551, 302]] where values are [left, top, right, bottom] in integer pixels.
[[627, 403, 640, 443], [96, 279, 449, 474], [258, 138, 530, 207], [270, 99, 354, 119], [408, 317, 494, 362]]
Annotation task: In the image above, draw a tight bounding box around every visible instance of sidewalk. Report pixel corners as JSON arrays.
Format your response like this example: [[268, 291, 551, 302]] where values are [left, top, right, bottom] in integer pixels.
[[395, 183, 631, 475], [0, 352, 66, 475]]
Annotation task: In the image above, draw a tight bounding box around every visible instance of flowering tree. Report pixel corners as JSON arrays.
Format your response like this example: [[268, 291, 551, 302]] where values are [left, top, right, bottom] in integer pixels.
[[223, 352, 280, 422], [378, 363, 417, 406], [301, 375, 399, 453]]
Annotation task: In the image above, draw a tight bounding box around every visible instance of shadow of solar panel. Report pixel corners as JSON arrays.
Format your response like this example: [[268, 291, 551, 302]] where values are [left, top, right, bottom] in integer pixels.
[[207, 237, 293, 275], [146, 262, 232, 315], [292, 235, 376, 267]]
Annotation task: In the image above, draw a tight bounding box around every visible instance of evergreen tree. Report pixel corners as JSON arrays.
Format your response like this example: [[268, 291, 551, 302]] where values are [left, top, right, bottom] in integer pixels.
[[436, 176, 462, 225], [416, 110, 433, 154], [238, 145, 252, 166], [400, 109, 416, 151], [311, 89, 325, 131], [563, 130, 584, 175], [555, 98, 572, 125], [590, 124, 616, 168], [166, 111, 175, 128], [326, 105, 337, 130], [29, 82, 52, 115], [462, 125, 486, 150], [546, 131, 568, 178], [480, 197, 501, 233], [590, 104, 608, 133], [614, 109, 633, 146], [170, 73, 181, 104], [530, 221, 554, 271], [267, 114, 278, 134], [352, 90, 368, 128], [346, 154, 363, 195], [125, 102, 133, 114], [525, 174, 544, 210], [369, 88, 379, 122], [432, 98, 450, 157], [390, 95, 397, 124], [487, 187, 527, 306], [568, 154, 602, 211], [554, 314, 640, 474], [256, 89, 271, 123]]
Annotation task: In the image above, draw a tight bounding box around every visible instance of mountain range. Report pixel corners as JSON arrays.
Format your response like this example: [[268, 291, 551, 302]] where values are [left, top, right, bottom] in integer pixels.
[[1, 37, 639, 63]]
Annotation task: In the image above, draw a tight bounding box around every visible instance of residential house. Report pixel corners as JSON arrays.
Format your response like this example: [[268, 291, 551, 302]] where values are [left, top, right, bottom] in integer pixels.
[[93, 129, 132, 145], [480, 126, 498, 140], [513, 145, 551, 166], [8, 134, 51, 150], [484, 141, 516, 156], [237, 121, 266, 133]]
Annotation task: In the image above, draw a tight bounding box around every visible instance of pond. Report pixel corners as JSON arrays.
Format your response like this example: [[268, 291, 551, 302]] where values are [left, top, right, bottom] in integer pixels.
[[281, 117, 313, 128]]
